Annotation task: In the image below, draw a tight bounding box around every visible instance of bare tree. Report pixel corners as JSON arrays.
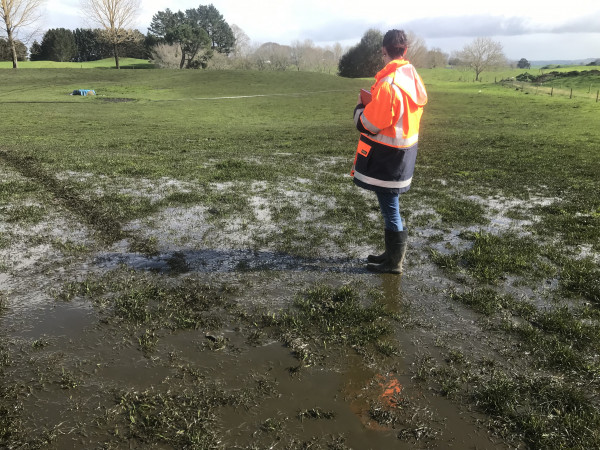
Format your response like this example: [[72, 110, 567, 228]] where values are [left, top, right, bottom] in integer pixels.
[[81, 0, 140, 69], [0, 0, 44, 68], [459, 37, 506, 81], [291, 39, 316, 71], [405, 31, 428, 68], [253, 42, 291, 70], [150, 42, 180, 69], [427, 47, 448, 68], [230, 24, 250, 58], [331, 42, 343, 62]]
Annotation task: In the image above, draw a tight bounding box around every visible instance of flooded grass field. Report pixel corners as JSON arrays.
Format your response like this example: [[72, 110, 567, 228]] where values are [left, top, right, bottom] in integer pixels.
[[1, 68, 599, 449]]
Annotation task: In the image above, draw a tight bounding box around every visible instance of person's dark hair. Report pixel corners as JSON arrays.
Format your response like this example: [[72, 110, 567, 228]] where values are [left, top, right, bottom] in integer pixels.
[[383, 29, 408, 59]]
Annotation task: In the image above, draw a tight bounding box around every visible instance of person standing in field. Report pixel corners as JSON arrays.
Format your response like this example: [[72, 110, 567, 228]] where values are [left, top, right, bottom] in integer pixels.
[[351, 29, 428, 274]]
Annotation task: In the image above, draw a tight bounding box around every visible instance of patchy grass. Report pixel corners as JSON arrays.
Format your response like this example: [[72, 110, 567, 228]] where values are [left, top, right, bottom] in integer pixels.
[[245, 284, 397, 371], [114, 387, 226, 448], [558, 257, 600, 304], [450, 287, 533, 317], [430, 195, 488, 226], [58, 268, 234, 335]]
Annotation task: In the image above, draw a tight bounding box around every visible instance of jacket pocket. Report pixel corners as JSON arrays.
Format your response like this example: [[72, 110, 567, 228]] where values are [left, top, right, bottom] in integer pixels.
[[351, 140, 372, 176]]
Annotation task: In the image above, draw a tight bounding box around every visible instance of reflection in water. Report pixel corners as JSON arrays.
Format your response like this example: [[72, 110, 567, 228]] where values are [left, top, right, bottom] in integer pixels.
[[343, 273, 407, 432], [381, 273, 403, 313], [378, 373, 403, 407]]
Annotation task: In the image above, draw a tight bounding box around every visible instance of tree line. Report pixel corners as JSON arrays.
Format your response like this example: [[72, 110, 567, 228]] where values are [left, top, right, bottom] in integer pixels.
[[338, 29, 508, 80], [2, 0, 514, 80], [27, 28, 147, 62]]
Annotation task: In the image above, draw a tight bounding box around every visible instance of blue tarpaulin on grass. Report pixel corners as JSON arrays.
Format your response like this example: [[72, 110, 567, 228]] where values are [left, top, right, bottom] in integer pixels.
[[72, 89, 96, 96]]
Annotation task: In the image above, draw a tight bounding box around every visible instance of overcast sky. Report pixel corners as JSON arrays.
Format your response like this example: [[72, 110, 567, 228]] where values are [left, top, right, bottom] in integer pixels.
[[36, 0, 600, 61]]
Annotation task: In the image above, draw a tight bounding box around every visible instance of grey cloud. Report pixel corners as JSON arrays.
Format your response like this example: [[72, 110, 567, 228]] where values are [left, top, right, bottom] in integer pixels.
[[403, 15, 532, 38], [300, 11, 600, 44], [400, 11, 600, 38], [549, 11, 600, 33]]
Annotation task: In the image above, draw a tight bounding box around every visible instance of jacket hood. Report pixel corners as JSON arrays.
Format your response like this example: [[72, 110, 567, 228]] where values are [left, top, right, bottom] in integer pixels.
[[375, 59, 428, 107]]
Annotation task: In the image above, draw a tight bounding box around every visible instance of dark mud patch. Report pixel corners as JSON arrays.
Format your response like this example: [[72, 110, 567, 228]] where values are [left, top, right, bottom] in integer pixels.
[[99, 97, 136, 103], [93, 248, 364, 274]]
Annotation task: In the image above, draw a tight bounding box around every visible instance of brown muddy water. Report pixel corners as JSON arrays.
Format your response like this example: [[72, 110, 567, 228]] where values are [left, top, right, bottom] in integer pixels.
[[1, 249, 510, 449], [0, 171, 537, 449]]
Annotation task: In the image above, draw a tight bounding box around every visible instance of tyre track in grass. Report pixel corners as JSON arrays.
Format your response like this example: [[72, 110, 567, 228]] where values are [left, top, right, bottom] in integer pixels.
[[0, 149, 154, 252]]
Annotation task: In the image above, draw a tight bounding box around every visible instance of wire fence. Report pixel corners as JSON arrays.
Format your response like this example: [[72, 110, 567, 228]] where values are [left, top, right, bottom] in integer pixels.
[[499, 79, 600, 102]]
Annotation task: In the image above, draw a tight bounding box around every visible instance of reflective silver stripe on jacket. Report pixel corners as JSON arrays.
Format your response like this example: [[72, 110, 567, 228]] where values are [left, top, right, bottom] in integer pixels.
[[353, 171, 413, 189], [362, 131, 419, 148]]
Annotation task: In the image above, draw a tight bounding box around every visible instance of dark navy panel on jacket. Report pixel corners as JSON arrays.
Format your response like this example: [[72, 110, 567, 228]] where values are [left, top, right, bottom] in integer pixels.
[[353, 134, 418, 194]]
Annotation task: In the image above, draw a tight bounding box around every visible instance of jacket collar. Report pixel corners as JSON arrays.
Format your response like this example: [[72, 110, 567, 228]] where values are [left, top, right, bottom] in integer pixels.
[[375, 59, 410, 82]]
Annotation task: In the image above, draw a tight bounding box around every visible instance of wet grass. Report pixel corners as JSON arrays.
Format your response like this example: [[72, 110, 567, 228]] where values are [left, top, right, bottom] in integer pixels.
[[450, 287, 533, 317], [558, 257, 600, 304], [58, 268, 234, 335], [431, 230, 557, 285], [473, 371, 600, 449], [414, 346, 600, 450], [429, 194, 489, 226], [114, 387, 226, 448], [245, 284, 397, 371], [59, 269, 395, 364], [0, 341, 30, 449], [534, 197, 600, 252]]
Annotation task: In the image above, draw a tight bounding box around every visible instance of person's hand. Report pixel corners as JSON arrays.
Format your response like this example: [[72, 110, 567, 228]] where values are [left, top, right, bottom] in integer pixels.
[[357, 93, 363, 105]]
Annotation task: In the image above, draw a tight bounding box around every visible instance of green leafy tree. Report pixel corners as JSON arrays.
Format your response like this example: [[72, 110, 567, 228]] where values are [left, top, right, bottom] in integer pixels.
[[28, 39, 41, 59], [148, 4, 233, 69], [36, 28, 77, 62], [338, 28, 383, 78], [185, 4, 234, 54], [118, 29, 147, 59], [517, 58, 531, 69], [73, 28, 111, 61], [149, 9, 209, 69], [0, 36, 26, 60], [170, 20, 211, 68]]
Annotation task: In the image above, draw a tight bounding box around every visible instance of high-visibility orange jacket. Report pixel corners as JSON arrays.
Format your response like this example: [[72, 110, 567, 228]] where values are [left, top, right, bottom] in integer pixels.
[[352, 59, 428, 194]]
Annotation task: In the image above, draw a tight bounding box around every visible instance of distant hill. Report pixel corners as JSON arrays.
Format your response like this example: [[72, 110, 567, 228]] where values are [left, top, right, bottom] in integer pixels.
[[529, 58, 599, 67]]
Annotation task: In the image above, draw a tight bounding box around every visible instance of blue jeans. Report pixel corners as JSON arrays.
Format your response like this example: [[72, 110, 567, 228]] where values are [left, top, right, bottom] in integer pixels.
[[376, 191, 403, 232]]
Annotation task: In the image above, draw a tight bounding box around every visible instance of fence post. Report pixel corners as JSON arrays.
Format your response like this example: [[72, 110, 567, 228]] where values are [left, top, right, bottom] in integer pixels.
[[570, 88, 573, 99], [551, 87, 553, 97], [597, 90, 599, 103]]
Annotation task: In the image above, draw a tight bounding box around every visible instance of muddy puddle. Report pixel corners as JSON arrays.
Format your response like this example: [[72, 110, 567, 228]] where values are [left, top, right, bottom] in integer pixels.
[[1, 304, 502, 449], [0, 166, 542, 448], [0, 243, 512, 449]]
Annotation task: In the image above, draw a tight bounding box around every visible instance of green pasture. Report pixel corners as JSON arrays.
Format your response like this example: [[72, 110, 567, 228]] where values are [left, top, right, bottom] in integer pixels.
[[1, 66, 600, 448], [0, 57, 154, 69]]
